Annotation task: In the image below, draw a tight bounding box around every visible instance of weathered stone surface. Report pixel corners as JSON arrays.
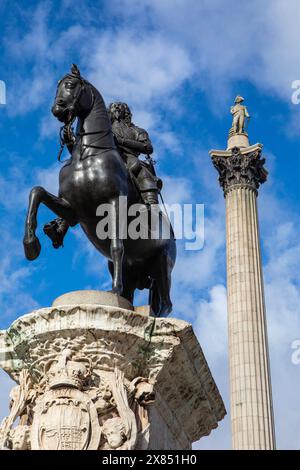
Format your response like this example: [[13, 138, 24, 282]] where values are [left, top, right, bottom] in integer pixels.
[[227, 133, 249, 150], [0, 300, 226, 450]]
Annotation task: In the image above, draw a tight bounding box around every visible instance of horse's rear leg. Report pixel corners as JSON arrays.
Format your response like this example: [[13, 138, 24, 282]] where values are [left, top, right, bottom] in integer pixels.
[[109, 198, 124, 295], [108, 261, 135, 304], [24, 186, 77, 260]]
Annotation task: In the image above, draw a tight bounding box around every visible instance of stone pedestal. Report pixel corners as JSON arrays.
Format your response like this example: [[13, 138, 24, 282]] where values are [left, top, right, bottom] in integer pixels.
[[227, 132, 249, 150], [0, 291, 225, 450], [210, 145, 276, 450]]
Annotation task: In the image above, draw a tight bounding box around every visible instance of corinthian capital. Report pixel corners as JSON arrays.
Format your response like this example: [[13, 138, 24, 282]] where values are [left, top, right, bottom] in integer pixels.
[[211, 145, 268, 196]]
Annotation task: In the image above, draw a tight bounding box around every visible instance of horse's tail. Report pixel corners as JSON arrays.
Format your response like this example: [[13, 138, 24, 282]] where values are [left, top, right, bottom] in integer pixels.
[[148, 277, 173, 317], [148, 279, 161, 317]]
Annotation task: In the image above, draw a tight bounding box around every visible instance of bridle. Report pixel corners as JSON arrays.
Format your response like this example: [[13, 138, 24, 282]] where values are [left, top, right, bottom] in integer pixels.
[[56, 74, 96, 161], [57, 122, 75, 162]]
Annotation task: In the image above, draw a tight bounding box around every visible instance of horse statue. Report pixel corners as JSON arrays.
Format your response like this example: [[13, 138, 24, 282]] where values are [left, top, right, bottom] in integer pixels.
[[23, 65, 176, 316]]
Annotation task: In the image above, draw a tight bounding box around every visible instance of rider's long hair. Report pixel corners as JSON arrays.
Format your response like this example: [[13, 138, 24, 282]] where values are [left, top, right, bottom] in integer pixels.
[[107, 102, 132, 125]]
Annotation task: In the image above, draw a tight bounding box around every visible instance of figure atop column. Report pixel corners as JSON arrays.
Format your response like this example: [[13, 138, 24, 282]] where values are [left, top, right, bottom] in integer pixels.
[[228, 95, 251, 150]]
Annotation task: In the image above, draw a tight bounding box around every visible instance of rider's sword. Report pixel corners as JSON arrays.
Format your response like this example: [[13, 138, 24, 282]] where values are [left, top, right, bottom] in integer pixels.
[[145, 154, 173, 233]]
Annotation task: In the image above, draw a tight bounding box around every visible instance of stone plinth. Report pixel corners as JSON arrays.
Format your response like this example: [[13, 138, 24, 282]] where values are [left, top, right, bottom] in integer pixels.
[[0, 292, 226, 450], [227, 133, 249, 150], [52, 290, 134, 310], [210, 145, 276, 450]]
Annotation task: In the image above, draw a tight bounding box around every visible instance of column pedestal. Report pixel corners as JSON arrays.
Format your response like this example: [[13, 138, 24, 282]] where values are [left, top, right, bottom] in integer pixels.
[[0, 291, 226, 450]]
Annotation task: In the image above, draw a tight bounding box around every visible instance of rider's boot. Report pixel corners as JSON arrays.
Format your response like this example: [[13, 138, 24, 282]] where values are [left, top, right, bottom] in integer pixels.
[[43, 218, 70, 249], [141, 190, 159, 206]]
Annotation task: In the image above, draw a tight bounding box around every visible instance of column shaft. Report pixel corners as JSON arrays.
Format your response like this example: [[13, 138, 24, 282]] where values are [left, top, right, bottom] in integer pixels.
[[226, 185, 275, 450]]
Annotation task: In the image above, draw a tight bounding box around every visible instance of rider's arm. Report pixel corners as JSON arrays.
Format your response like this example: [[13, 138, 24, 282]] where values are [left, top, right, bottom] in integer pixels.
[[116, 135, 153, 154], [117, 136, 146, 153], [138, 130, 153, 155]]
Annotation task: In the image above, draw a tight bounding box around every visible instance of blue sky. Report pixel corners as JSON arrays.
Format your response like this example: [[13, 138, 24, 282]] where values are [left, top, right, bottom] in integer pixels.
[[0, 0, 300, 450]]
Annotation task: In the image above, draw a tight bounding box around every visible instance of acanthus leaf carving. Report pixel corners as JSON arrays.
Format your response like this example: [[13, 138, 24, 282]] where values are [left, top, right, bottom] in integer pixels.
[[212, 146, 268, 195]]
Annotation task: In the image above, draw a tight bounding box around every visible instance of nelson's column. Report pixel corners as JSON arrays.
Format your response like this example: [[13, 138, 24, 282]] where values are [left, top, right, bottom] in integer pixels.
[[210, 96, 276, 450]]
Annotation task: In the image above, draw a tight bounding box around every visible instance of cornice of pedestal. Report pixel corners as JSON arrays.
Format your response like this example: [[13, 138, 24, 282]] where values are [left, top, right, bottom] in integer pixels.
[[209, 144, 268, 196]]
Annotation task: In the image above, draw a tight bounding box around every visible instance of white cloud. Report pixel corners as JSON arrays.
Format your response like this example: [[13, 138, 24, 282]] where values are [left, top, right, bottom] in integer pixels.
[[5, 5, 88, 116], [35, 163, 60, 195], [153, 174, 225, 321], [5, 4, 193, 150], [173, 204, 225, 288], [109, 0, 300, 124], [39, 114, 61, 139], [0, 160, 60, 212], [0, 235, 39, 326], [161, 176, 193, 205], [195, 284, 227, 366], [86, 30, 192, 108], [71, 227, 109, 284], [193, 284, 230, 449], [6, 0, 300, 129]]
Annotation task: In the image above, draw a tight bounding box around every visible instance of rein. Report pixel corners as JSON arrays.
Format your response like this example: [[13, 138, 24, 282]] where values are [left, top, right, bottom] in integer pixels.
[[56, 74, 86, 162], [57, 126, 115, 162], [57, 120, 75, 162], [56, 80, 114, 161], [78, 130, 114, 151]]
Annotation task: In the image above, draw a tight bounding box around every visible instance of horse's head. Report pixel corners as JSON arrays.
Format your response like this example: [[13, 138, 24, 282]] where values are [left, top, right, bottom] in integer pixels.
[[51, 64, 94, 124]]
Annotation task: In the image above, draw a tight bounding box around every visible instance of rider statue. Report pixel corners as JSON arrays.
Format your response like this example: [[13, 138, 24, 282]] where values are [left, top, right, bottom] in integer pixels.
[[108, 102, 161, 206], [44, 102, 161, 249]]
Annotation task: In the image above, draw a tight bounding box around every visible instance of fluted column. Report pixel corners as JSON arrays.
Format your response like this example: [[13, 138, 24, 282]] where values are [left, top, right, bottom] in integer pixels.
[[210, 145, 276, 450]]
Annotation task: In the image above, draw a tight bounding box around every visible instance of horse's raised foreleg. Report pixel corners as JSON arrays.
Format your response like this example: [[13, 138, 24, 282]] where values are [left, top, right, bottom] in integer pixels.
[[109, 198, 124, 295], [23, 186, 77, 260]]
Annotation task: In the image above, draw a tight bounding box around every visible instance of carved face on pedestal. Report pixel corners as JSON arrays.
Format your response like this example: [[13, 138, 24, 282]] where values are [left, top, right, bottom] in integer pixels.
[[9, 386, 19, 408], [10, 426, 30, 450], [102, 417, 126, 449]]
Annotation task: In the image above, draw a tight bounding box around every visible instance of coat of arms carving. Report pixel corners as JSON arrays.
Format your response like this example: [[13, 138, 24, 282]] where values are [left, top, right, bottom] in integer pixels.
[[0, 348, 155, 451]]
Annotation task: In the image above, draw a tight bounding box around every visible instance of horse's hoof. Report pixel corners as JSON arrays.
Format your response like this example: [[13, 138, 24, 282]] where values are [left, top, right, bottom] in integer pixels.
[[23, 235, 41, 261], [111, 285, 123, 296], [159, 301, 173, 316]]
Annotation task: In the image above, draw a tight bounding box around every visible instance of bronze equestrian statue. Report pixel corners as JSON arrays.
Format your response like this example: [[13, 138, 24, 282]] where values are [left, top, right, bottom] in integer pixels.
[[23, 65, 176, 316]]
